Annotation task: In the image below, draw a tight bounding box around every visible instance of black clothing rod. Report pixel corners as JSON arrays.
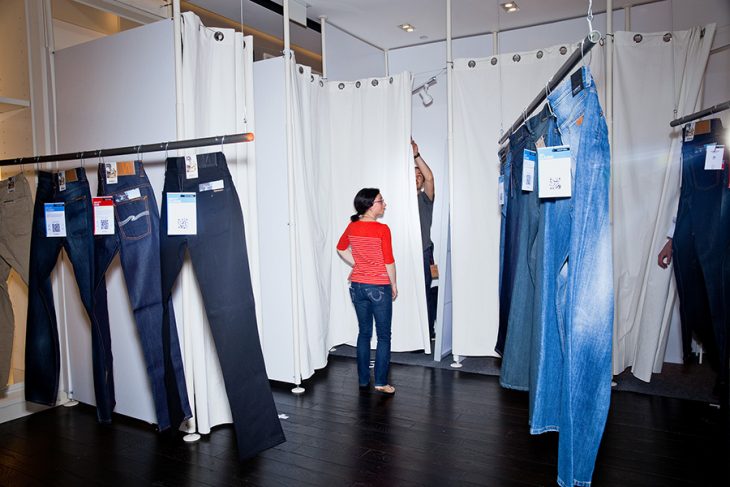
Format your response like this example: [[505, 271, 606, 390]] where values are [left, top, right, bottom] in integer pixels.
[[669, 100, 730, 127], [498, 34, 599, 146], [0, 132, 254, 168]]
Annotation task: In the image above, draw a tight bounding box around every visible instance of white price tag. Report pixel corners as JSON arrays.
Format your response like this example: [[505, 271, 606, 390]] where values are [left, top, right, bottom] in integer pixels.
[[93, 197, 115, 235], [522, 149, 536, 192], [185, 156, 198, 180], [704, 144, 725, 170], [6, 177, 15, 193], [684, 122, 695, 142], [105, 162, 118, 184], [498, 175, 505, 205], [167, 192, 197, 235], [537, 145, 572, 198], [57, 172, 66, 192], [45, 202, 67, 237]]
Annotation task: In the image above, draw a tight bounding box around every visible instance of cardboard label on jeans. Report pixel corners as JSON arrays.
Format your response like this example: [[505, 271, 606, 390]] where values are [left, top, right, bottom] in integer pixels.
[[105, 162, 118, 184], [498, 175, 505, 205], [704, 144, 725, 170], [185, 156, 198, 180], [167, 192, 197, 235], [537, 145, 572, 198], [93, 197, 115, 235], [45, 202, 66, 237], [522, 149, 536, 192]]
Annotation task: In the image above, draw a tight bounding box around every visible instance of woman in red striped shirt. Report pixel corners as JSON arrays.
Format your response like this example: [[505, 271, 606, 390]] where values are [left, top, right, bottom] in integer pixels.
[[337, 188, 398, 395]]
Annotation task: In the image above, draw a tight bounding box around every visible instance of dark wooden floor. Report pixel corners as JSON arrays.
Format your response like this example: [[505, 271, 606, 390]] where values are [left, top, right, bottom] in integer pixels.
[[0, 356, 728, 486]]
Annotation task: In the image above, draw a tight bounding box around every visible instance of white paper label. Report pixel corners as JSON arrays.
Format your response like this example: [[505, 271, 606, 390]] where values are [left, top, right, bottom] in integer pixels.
[[105, 162, 118, 184], [199, 179, 224, 192], [167, 192, 197, 235], [6, 177, 15, 193], [498, 175, 505, 205], [57, 172, 66, 192], [185, 155, 198, 180], [538, 145, 572, 198], [522, 150, 536, 192], [45, 202, 66, 237], [704, 144, 725, 170], [684, 122, 695, 142], [93, 197, 115, 235]]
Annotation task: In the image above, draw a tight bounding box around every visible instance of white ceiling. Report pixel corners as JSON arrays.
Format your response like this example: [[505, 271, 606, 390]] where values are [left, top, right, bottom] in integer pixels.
[[191, 0, 651, 53]]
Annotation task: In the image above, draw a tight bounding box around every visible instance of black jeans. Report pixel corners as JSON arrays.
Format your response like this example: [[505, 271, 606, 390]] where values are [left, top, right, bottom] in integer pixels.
[[673, 119, 729, 380], [26, 169, 115, 422], [94, 161, 191, 430], [160, 152, 285, 459]]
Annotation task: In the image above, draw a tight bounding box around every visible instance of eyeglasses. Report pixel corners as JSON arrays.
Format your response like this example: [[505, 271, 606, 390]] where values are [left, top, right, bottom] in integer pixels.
[[373, 198, 385, 205]]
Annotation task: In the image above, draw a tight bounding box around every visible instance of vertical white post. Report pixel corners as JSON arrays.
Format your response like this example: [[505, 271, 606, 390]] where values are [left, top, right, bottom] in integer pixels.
[[319, 15, 327, 78], [493, 31, 499, 56], [283, 0, 305, 394], [625, 5, 631, 31], [446, 0, 462, 370], [384, 48, 389, 76]]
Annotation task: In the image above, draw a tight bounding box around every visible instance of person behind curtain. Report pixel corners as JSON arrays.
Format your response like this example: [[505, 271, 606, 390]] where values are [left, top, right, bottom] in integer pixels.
[[411, 139, 437, 340], [337, 188, 398, 395]]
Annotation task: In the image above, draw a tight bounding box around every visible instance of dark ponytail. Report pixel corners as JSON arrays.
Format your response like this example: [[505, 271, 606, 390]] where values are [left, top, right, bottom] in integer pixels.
[[350, 187, 380, 222]]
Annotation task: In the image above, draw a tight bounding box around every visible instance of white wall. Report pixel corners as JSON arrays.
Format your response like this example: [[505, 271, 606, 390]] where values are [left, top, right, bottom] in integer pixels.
[[54, 19, 176, 423], [252, 56, 297, 383], [325, 23, 385, 81]]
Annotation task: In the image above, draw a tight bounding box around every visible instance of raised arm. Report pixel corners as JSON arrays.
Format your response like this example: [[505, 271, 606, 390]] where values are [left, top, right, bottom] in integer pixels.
[[412, 139, 434, 201]]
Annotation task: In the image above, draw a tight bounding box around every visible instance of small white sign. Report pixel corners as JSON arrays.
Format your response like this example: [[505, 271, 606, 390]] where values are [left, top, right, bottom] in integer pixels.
[[522, 149, 536, 192], [684, 122, 695, 142], [498, 175, 505, 205], [57, 172, 66, 192], [185, 155, 198, 180], [704, 144, 725, 170], [45, 202, 66, 237], [199, 179, 224, 192], [105, 162, 118, 184], [167, 192, 197, 235], [537, 145, 572, 199], [93, 197, 115, 235]]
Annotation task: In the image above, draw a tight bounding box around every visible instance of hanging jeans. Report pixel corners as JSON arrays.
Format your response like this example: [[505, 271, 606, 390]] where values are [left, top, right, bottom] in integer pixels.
[[26, 169, 116, 423], [500, 104, 562, 391], [160, 152, 285, 460], [350, 282, 393, 387], [536, 66, 613, 487], [94, 161, 191, 431], [673, 119, 729, 385], [0, 174, 33, 391]]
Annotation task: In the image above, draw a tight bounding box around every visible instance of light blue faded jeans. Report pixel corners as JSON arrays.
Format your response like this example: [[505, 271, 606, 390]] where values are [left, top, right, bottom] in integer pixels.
[[532, 66, 613, 487]]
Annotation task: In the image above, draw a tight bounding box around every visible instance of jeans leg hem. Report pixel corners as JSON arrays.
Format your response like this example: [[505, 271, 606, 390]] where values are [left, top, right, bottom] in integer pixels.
[[530, 425, 559, 435]]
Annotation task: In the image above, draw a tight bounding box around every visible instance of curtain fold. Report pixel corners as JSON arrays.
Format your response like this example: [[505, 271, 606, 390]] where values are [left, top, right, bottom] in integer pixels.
[[177, 12, 260, 433], [612, 24, 716, 380]]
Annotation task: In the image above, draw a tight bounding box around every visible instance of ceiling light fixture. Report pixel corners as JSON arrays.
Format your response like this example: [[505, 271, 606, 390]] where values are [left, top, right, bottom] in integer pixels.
[[399, 23, 415, 32], [501, 2, 520, 12]]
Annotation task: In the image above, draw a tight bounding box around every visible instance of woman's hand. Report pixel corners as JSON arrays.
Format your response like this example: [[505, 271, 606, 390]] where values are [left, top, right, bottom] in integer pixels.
[[391, 284, 398, 301]]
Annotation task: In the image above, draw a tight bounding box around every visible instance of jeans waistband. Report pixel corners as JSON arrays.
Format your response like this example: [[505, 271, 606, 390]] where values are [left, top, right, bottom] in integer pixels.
[[37, 168, 88, 191], [97, 160, 148, 194], [683, 118, 726, 146], [547, 65, 596, 126], [165, 151, 229, 174], [0, 173, 31, 199]]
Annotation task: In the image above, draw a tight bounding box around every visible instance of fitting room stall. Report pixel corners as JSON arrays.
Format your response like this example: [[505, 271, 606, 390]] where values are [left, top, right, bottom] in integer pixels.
[[1, 0, 729, 447]]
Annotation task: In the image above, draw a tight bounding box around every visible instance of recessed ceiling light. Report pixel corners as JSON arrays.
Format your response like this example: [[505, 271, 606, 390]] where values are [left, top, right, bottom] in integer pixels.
[[399, 23, 416, 32], [501, 2, 520, 12]]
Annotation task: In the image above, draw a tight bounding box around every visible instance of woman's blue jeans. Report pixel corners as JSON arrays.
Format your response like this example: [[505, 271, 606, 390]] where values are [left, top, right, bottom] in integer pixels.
[[349, 282, 392, 387]]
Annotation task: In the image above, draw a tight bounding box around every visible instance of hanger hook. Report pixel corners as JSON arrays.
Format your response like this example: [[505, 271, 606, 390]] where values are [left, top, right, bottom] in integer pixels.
[[164, 141, 169, 159], [220, 135, 226, 153]]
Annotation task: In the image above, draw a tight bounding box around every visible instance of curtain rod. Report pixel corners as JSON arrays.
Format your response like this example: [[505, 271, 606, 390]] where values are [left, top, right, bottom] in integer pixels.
[[498, 33, 599, 146], [669, 100, 730, 127], [0, 132, 254, 168]]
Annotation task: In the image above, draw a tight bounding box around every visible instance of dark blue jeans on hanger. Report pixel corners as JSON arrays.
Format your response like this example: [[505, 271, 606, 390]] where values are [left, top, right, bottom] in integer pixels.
[[673, 119, 729, 380], [94, 161, 191, 431], [26, 168, 115, 423], [160, 152, 285, 460], [500, 104, 560, 392]]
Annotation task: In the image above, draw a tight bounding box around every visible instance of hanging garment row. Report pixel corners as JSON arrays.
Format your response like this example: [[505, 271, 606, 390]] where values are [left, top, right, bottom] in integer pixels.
[[497, 65, 612, 487], [0, 151, 285, 460]]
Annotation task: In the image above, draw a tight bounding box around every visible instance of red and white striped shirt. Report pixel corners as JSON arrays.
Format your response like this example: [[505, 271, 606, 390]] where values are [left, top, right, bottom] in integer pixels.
[[337, 221, 394, 285]]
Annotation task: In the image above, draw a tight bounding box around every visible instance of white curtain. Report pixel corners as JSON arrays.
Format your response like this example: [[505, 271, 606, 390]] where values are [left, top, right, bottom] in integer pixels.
[[177, 12, 261, 433], [451, 42, 604, 357], [289, 62, 331, 379], [612, 24, 716, 380]]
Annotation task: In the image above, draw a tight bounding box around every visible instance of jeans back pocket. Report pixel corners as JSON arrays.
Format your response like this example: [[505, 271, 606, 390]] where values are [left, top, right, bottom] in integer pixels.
[[115, 195, 152, 240]]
